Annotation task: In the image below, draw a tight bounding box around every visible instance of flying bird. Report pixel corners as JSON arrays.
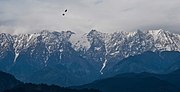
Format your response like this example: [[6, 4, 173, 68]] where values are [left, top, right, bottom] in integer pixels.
[[62, 9, 68, 16], [65, 9, 67, 12]]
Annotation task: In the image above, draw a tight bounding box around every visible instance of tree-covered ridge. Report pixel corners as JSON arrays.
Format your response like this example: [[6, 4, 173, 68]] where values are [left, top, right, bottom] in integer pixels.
[[5, 83, 100, 92], [0, 71, 100, 92]]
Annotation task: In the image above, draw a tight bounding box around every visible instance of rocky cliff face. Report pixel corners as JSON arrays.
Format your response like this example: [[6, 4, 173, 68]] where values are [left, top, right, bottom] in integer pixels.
[[0, 29, 179, 86]]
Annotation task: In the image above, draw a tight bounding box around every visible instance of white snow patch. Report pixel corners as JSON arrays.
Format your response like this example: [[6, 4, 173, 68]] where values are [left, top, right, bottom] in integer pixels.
[[70, 33, 90, 51], [113, 42, 117, 46], [127, 31, 136, 37], [110, 51, 119, 55], [59, 49, 63, 52], [100, 42, 108, 75], [14, 52, 19, 63], [60, 53, 62, 60], [100, 58, 107, 75], [44, 56, 49, 64], [147, 29, 163, 40], [95, 47, 101, 51]]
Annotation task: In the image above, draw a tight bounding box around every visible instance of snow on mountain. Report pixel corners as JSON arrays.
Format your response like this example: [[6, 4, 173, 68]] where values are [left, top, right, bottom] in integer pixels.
[[71, 29, 180, 74], [70, 33, 90, 52], [12, 30, 75, 63], [0, 29, 180, 74], [0, 33, 14, 59], [147, 29, 180, 51], [0, 29, 180, 86]]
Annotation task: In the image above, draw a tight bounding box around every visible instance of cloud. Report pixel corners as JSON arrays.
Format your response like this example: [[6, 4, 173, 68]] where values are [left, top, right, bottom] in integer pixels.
[[0, 0, 180, 34]]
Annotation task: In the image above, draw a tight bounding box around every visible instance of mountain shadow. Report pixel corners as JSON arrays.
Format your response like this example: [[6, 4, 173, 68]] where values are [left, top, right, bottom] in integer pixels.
[[5, 83, 100, 92], [0, 71, 21, 92], [0, 71, 100, 92], [75, 70, 180, 92]]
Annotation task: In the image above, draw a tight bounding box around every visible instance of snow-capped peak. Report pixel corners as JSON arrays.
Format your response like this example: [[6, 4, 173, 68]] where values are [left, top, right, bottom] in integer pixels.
[[0, 29, 179, 73], [11, 30, 76, 63], [70, 33, 91, 51]]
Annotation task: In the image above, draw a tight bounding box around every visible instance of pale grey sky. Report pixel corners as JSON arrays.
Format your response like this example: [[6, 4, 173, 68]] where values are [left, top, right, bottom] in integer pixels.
[[0, 0, 180, 34]]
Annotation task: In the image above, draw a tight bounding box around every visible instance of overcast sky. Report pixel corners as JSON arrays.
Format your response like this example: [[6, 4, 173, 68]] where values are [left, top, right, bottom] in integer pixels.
[[0, 0, 180, 34]]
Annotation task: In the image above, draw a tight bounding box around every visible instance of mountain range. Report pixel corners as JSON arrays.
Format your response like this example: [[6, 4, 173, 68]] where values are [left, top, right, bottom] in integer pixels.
[[0, 29, 180, 86]]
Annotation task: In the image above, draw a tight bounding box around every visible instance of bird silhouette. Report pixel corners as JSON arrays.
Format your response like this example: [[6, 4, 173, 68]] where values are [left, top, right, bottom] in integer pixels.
[[62, 9, 68, 16], [65, 9, 67, 12]]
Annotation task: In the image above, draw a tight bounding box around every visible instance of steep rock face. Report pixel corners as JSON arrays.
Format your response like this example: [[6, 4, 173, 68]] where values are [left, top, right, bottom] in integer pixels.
[[0, 30, 98, 86], [0, 29, 180, 86], [71, 29, 180, 74], [0, 33, 14, 71]]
